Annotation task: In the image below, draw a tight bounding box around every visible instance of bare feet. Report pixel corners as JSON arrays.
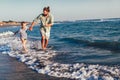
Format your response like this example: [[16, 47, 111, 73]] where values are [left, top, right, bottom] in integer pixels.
[[42, 48, 46, 51], [25, 49, 28, 53], [22, 48, 28, 53]]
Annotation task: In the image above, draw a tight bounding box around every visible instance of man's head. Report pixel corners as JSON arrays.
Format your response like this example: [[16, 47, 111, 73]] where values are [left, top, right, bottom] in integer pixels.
[[43, 6, 50, 16], [21, 22, 27, 28]]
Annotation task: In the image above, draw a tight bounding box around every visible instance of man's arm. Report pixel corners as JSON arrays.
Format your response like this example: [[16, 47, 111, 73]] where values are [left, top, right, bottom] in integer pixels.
[[29, 14, 41, 31], [45, 15, 54, 27], [45, 23, 53, 27]]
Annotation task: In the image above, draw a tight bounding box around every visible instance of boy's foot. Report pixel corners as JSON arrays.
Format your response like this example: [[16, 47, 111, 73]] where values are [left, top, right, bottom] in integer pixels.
[[23, 49, 28, 53], [36, 49, 43, 51]]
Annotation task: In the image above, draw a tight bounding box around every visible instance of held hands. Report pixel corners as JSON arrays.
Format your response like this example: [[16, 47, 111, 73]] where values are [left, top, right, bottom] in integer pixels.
[[29, 22, 35, 31], [29, 26, 33, 31], [29, 23, 52, 31]]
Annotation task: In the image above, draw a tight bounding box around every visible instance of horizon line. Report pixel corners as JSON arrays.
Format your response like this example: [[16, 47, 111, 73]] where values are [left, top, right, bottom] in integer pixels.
[[0, 17, 120, 22]]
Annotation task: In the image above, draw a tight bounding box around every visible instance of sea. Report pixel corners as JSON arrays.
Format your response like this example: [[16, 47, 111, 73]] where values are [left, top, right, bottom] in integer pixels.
[[0, 18, 120, 80]]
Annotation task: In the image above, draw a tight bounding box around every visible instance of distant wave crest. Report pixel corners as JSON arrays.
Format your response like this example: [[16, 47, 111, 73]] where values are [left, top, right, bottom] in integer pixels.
[[59, 37, 120, 52]]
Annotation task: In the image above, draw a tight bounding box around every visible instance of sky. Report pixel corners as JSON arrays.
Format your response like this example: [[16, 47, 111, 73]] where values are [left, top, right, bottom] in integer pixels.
[[0, 0, 120, 21]]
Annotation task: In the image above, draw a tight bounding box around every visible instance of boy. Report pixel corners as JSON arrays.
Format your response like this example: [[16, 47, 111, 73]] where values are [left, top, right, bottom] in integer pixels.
[[15, 22, 28, 52]]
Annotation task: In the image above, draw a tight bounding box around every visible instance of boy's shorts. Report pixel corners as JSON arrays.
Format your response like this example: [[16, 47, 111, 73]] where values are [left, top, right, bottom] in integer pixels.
[[20, 35, 27, 40], [40, 27, 51, 39]]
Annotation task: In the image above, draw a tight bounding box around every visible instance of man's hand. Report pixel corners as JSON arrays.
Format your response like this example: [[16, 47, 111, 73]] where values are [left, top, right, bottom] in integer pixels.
[[45, 24, 49, 27], [29, 22, 36, 31], [45, 24, 52, 27]]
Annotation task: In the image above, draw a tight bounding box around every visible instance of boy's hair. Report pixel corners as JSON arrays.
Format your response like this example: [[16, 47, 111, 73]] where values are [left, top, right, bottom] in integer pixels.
[[43, 6, 50, 12]]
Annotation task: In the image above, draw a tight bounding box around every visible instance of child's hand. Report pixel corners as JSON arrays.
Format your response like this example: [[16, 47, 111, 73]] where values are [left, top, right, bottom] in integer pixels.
[[29, 27, 33, 31], [14, 31, 18, 35]]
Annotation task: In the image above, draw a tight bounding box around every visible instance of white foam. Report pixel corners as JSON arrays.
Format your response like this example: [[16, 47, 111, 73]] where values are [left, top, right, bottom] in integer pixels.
[[0, 32, 120, 80], [0, 31, 14, 37]]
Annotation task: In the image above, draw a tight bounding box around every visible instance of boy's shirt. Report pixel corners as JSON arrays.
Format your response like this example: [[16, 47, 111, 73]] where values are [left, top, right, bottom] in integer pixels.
[[19, 26, 28, 39]]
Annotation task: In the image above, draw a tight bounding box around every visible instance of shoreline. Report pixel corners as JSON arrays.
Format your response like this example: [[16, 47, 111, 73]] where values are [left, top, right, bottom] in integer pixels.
[[0, 21, 31, 27], [0, 24, 20, 27], [0, 52, 70, 80]]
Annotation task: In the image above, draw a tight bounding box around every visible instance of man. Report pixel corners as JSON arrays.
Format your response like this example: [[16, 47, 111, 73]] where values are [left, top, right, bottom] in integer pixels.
[[29, 6, 54, 50]]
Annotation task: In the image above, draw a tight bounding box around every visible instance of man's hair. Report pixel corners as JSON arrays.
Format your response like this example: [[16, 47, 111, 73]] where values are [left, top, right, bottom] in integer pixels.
[[21, 21, 26, 25], [43, 6, 50, 12]]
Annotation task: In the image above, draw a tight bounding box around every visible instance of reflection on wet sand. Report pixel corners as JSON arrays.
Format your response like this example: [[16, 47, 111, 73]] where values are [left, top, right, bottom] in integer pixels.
[[0, 53, 69, 80]]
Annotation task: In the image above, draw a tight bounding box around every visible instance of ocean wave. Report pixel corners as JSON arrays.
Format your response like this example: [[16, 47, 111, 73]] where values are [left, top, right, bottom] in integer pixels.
[[75, 18, 120, 23], [0, 31, 14, 37], [0, 31, 120, 80], [59, 37, 120, 52]]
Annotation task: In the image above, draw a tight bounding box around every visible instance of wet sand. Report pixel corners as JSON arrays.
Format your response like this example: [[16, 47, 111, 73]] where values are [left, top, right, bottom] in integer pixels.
[[0, 53, 70, 80]]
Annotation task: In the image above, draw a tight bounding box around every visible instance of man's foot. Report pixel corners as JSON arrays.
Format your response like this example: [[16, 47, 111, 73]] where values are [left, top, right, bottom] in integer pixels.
[[36, 49, 43, 51], [23, 49, 28, 53], [25, 50, 28, 53], [20, 51, 27, 54], [43, 47, 47, 51]]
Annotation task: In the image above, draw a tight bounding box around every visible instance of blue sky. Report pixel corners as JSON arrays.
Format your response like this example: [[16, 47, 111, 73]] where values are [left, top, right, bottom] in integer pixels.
[[0, 0, 120, 21]]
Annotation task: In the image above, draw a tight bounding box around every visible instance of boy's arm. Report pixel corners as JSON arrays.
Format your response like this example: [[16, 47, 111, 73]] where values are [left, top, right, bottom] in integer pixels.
[[14, 30, 19, 35]]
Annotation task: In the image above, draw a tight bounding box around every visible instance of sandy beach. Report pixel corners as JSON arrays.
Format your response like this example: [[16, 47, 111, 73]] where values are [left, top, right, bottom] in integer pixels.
[[0, 21, 30, 27], [0, 52, 71, 80]]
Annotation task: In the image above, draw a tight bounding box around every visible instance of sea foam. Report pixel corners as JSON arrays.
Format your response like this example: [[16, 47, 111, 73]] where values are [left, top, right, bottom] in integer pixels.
[[0, 31, 120, 80]]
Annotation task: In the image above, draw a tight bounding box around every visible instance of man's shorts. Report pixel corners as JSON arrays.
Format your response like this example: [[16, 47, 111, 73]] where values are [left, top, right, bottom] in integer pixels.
[[40, 27, 51, 39]]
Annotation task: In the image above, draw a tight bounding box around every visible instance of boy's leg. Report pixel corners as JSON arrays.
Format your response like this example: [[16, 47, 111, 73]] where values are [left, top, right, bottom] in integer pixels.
[[21, 38, 27, 52], [24, 40, 27, 52]]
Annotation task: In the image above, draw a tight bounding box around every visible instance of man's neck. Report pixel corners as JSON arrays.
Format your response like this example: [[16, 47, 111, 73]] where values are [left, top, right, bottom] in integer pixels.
[[43, 13, 49, 17]]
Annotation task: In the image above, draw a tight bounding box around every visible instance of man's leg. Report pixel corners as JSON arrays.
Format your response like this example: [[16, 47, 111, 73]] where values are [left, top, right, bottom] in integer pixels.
[[41, 36, 45, 50], [44, 32, 50, 49], [40, 28, 50, 50], [44, 39, 49, 49]]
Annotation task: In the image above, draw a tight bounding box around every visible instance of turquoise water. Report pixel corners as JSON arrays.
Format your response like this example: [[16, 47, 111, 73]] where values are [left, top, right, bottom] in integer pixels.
[[50, 19, 120, 65]]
